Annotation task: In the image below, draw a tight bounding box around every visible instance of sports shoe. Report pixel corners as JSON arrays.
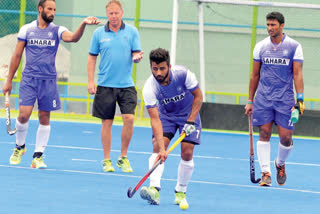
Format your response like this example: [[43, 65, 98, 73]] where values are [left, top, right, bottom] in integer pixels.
[[9, 147, 27, 165], [116, 156, 133, 173], [30, 156, 47, 169], [174, 192, 187, 205], [140, 186, 160, 205], [259, 172, 272, 186], [103, 159, 115, 172], [275, 160, 287, 186]]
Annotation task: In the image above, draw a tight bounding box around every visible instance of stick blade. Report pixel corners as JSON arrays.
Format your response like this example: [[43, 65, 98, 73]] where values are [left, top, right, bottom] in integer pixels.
[[127, 187, 133, 198], [251, 176, 261, 183], [8, 128, 17, 135]]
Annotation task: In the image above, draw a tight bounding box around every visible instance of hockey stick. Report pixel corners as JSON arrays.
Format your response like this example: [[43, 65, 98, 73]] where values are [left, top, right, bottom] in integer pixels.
[[248, 113, 260, 183], [5, 92, 17, 135], [127, 133, 186, 198]]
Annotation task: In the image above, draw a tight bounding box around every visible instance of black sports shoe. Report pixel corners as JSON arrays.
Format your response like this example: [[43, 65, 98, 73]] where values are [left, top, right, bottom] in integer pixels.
[[259, 172, 272, 186], [275, 160, 287, 186]]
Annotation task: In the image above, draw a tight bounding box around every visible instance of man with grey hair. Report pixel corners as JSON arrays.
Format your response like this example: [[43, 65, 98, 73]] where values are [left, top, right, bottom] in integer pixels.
[[87, 0, 144, 173]]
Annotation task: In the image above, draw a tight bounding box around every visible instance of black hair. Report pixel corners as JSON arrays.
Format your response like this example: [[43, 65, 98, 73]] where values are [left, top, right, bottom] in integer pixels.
[[266, 11, 285, 25], [149, 48, 170, 66], [38, 0, 55, 10]]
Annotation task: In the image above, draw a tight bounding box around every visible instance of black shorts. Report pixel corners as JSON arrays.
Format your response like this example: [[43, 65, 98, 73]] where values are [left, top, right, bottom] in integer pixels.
[[92, 86, 137, 120]]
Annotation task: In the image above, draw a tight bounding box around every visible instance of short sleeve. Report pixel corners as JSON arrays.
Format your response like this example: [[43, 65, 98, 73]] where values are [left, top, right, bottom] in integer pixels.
[[143, 77, 157, 108], [293, 44, 304, 62], [185, 69, 199, 91], [58, 26, 69, 40], [131, 27, 141, 52], [253, 42, 262, 61], [89, 30, 100, 56], [17, 25, 28, 41]]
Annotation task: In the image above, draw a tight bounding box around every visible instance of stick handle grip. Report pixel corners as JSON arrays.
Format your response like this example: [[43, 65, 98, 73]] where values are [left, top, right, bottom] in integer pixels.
[[248, 114, 254, 156], [5, 92, 10, 107]]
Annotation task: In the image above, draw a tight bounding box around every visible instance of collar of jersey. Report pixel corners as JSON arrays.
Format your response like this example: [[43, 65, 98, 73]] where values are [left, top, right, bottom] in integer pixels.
[[105, 21, 125, 32]]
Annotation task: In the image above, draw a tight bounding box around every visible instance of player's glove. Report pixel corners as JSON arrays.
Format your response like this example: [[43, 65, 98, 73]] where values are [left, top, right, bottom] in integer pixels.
[[294, 99, 305, 115], [182, 121, 196, 136]]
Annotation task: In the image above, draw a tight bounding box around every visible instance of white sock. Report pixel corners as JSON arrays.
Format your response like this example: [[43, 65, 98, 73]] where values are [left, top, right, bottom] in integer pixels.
[[276, 142, 293, 166], [257, 141, 271, 173], [34, 124, 51, 153], [15, 119, 28, 146], [149, 153, 164, 189], [175, 159, 194, 193]]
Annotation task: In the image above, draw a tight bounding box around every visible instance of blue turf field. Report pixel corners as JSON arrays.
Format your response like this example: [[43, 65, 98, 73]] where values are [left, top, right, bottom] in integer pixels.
[[0, 119, 319, 214]]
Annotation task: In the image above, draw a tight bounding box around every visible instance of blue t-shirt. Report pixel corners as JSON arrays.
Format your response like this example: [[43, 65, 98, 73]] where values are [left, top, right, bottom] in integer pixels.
[[89, 22, 141, 88], [143, 65, 199, 117], [18, 20, 68, 79], [253, 34, 304, 101]]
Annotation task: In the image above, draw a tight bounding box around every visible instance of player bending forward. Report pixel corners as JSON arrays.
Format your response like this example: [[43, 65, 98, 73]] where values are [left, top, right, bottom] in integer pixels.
[[140, 48, 203, 206]]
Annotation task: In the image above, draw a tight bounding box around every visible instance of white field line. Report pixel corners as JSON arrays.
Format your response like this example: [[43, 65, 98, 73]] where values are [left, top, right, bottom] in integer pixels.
[[1, 141, 320, 167], [71, 159, 98, 162], [0, 164, 320, 195]]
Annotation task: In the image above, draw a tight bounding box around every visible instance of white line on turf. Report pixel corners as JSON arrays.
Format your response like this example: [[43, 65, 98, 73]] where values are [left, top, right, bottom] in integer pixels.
[[0, 164, 319, 195], [1, 141, 320, 167], [71, 159, 98, 162]]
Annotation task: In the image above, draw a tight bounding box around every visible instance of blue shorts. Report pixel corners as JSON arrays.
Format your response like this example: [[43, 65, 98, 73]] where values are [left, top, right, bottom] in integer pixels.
[[252, 97, 295, 130], [158, 113, 202, 145], [19, 76, 61, 111]]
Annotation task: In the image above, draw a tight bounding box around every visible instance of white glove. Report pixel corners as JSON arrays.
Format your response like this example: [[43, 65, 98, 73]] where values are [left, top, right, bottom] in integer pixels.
[[182, 121, 196, 136]]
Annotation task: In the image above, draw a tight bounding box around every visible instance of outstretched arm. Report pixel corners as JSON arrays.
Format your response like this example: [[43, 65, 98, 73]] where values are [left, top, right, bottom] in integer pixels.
[[62, 17, 100, 43]]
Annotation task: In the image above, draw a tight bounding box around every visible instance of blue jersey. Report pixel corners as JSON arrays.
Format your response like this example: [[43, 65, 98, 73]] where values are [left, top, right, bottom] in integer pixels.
[[18, 20, 68, 79], [89, 22, 141, 88], [253, 34, 304, 101], [143, 65, 199, 117]]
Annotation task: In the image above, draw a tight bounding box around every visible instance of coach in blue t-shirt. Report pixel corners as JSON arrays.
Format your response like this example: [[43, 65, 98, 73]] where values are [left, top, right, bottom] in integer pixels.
[[87, 0, 144, 173]]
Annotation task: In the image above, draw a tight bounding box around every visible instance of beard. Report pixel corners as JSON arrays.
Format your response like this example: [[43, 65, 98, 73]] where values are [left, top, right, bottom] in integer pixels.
[[41, 12, 54, 23], [153, 70, 169, 84]]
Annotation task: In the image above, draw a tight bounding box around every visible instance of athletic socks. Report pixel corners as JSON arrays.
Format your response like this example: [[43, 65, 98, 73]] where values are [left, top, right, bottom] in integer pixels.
[[16, 144, 25, 150], [33, 152, 43, 158], [257, 141, 271, 173], [149, 153, 164, 189], [276, 142, 293, 166], [175, 159, 194, 193], [15, 119, 28, 147], [35, 124, 51, 153]]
